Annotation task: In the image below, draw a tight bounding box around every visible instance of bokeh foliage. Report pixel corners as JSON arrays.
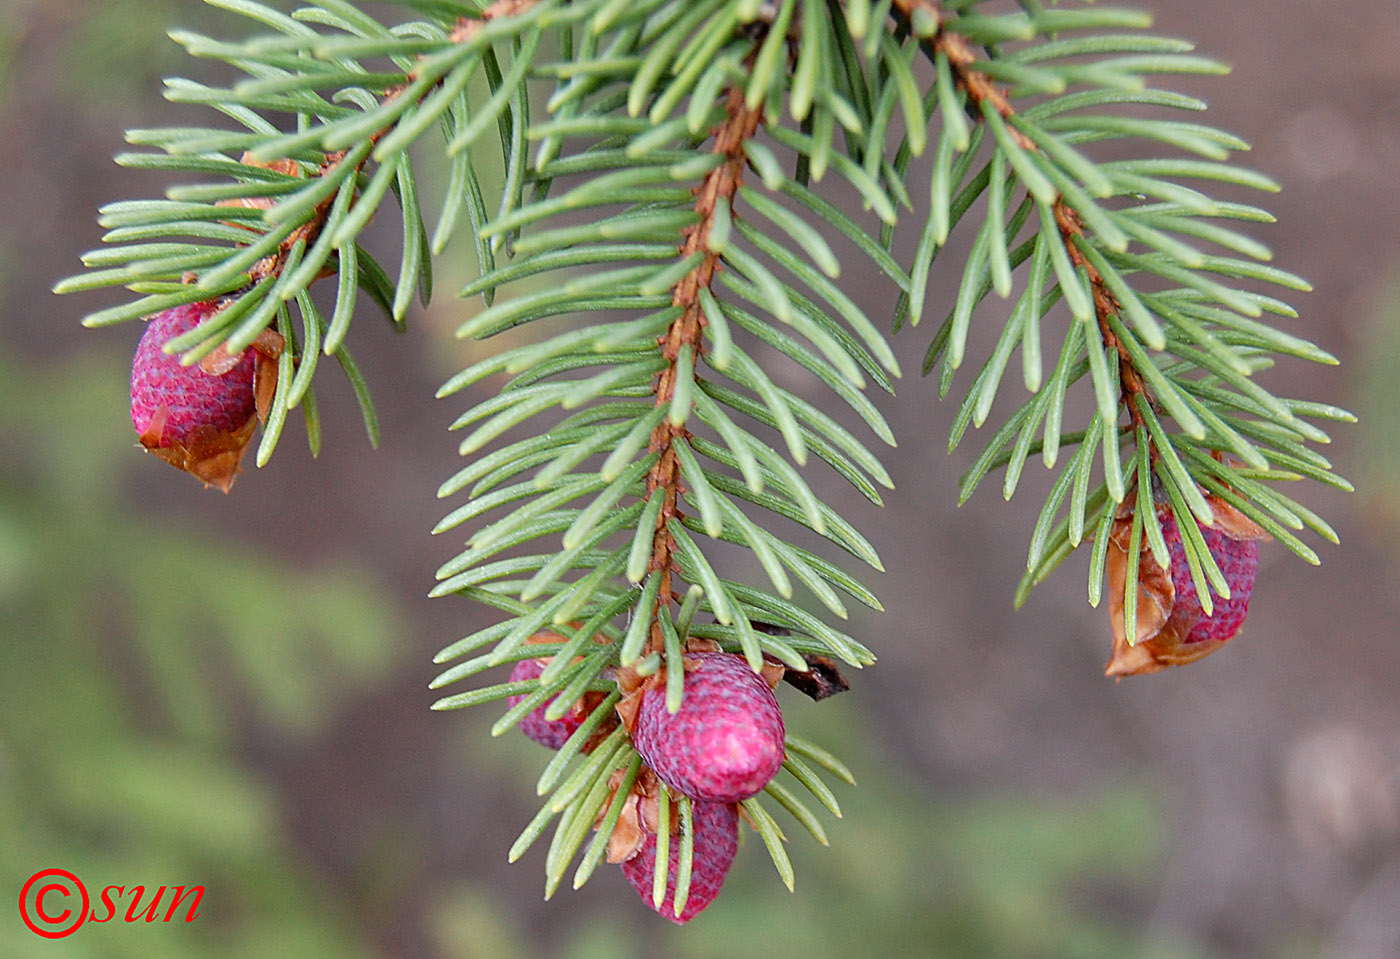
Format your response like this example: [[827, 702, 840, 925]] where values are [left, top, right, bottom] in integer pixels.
[[0, 347, 393, 956]]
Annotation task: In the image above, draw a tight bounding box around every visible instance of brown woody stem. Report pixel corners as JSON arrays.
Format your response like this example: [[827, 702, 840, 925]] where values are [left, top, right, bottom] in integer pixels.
[[244, 0, 542, 287], [640, 85, 763, 657], [891, 0, 1152, 434]]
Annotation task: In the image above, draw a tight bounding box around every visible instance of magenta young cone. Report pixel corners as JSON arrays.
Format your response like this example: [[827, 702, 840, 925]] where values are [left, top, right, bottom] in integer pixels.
[[507, 657, 590, 749], [130, 301, 280, 491], [632, 652, 785, 802], [619, 799, 738, 923]]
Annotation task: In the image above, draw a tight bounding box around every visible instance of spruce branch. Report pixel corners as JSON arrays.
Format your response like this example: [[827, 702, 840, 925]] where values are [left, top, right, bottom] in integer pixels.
[[429, 0, 902, 904], [61, 0, 1351, 920], [640, 81, 763, 660], [881, 0, 1349, 659], [57, 0, 554, 455]]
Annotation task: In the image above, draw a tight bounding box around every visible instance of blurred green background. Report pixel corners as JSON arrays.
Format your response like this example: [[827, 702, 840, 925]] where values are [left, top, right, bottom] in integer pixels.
[[3, 2, 1398, 957]]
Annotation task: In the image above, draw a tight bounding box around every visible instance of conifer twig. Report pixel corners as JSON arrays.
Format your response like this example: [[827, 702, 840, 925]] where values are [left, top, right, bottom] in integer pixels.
[[643, 83, 764, 656], [245, 0, 546, 294], [891, 0, 1153, 436]]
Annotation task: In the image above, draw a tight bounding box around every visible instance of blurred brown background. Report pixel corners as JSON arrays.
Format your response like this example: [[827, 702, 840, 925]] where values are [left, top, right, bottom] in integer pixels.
[[2, 1, 1398, 956]]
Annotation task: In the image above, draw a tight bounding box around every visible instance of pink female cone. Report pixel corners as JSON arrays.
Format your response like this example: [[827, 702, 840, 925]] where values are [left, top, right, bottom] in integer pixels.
[[507, 658, 589, 749], [130, 300, 278, 491], [1161, 508, 1260, 644], [1106, 496, 1267, 676], [632, 652, 785, 802], [619, 800, 738, 923]]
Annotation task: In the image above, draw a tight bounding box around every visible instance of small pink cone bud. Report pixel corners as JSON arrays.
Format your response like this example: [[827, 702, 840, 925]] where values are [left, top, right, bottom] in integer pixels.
[[507, 657, 595, 749], [1106, 495, 1268, 677], [1163, 507, 1260, 644], [632, 652, 785, 802], [130, 300, 281, 492], [619, 799, 738, 924]]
